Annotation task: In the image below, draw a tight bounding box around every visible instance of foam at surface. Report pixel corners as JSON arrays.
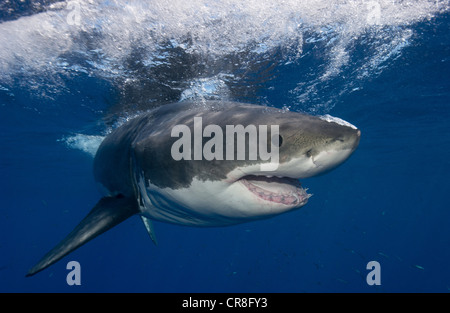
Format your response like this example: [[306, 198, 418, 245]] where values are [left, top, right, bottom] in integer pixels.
[[1, 1, 448, 119], [1, 1, 447, 82]]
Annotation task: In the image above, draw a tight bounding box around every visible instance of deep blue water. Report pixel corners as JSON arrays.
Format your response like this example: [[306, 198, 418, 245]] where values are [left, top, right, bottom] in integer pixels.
[[1, 1, 450, 292]]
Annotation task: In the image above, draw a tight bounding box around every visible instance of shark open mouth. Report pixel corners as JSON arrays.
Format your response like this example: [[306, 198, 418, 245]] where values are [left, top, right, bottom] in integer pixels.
[[239, 175, 311, 206]]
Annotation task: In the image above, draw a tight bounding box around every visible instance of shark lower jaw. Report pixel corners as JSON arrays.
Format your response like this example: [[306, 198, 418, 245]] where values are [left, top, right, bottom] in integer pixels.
[[238, 175, 311, 207]]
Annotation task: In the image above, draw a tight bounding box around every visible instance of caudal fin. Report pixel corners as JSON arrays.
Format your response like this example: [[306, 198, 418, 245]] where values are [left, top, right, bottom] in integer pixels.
[[26, 196, 139, 277]]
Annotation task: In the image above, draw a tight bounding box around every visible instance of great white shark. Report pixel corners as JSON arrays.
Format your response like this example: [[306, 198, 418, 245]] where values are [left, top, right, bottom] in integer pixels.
[[26, 100, 360, 276]]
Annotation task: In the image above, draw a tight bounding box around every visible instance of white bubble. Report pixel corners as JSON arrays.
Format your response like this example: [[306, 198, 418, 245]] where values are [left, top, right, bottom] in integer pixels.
[[62, 133, 105, 157]]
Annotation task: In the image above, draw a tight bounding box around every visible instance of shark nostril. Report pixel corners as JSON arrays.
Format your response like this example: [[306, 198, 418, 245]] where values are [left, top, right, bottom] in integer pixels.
[[306, 149, 312, 158]]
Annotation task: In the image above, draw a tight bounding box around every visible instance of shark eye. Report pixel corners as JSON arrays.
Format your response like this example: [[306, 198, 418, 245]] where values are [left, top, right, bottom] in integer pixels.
[[272, 134, 283, 147]]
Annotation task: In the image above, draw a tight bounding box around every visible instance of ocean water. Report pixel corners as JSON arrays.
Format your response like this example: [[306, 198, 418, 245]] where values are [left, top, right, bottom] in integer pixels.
[[0, 0, 449, 293]]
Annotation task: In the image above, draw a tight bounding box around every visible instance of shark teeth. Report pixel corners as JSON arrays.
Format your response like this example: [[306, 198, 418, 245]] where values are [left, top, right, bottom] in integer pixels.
[[239, 175, 310, 206]]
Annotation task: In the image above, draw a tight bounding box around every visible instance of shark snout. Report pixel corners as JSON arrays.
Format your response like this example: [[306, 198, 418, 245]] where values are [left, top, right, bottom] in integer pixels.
[[313, 127, 360, 172], [353, 129, 361, 150], [347, 129, 361, 152]]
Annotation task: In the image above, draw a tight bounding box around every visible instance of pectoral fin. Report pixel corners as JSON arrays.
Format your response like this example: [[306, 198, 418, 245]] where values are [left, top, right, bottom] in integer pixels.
[[26, 196, 139, 277], [140, 216, 158, 246]]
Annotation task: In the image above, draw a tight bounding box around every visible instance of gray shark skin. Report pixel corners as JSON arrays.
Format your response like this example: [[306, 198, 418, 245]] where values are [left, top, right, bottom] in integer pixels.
[[26, 100, 360, 277]]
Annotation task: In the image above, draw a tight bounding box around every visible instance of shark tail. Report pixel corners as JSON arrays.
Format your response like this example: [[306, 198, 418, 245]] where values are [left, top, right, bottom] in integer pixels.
[[26, 196, 139, 277]]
